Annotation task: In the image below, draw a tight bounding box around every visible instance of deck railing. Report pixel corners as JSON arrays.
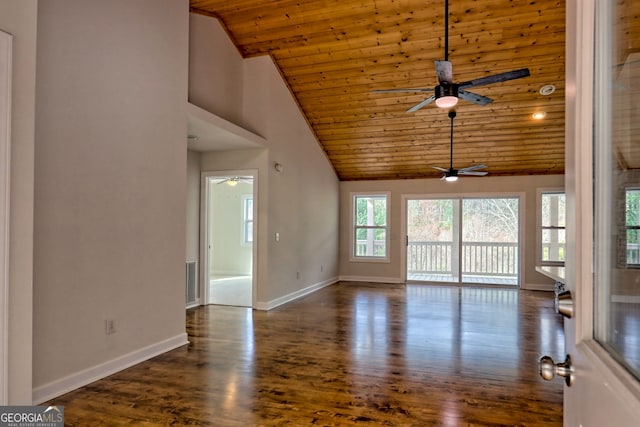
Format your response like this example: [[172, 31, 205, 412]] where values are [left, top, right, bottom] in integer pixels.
[[407, 241, 518, 277]]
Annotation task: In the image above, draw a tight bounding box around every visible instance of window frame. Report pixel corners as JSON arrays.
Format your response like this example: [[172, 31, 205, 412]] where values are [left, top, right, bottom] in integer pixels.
[[242, 194, 253, 246], [351, 192, 390, 263], [537, 188, 566, 266]]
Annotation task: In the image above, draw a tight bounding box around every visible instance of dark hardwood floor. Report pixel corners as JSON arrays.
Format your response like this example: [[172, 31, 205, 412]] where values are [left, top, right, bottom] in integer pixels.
[[49, 282, 564, 426]]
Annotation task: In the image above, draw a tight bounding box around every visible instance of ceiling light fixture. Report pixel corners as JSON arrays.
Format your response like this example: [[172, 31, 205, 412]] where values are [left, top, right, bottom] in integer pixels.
[[435, 84, 459, 109], [539, 84, 556, 96], [532, 111, 547, 120], [445, 175, 458, 182]]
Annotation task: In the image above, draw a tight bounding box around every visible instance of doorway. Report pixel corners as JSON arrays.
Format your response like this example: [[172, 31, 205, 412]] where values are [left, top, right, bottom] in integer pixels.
[[201, 170, 256, 307], [405, 196, 521, 286]]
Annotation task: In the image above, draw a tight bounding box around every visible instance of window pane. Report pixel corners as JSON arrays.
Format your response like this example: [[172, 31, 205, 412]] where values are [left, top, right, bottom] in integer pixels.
[[593, 0, 640, 380], [355, 196, 387, 226], [542, 192, 565, 227], [542, 229, 566, 262], [462, 198, 519, 285], [626, 189, 640, 227], [355, 227, 386, 257], [353, 194, 388, 259]]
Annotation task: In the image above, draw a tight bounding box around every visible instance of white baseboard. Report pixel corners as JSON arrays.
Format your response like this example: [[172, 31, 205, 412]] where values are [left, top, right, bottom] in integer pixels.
[[32, 333, 189, 404], [338, 275, 404, 284], [255, 277, 338, 311]]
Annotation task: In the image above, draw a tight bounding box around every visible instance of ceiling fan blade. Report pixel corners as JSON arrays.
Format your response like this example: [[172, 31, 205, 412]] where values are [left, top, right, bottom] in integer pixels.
[[407, 95, 436, 112], [458, 89, 493, 106], [458, 68, 531, 89], [372, 88, 434, 93], [432, 166, 448, 172], [458, 164, 487, 172], [459, 171, 488, 176], [435, 60, 453, 84]]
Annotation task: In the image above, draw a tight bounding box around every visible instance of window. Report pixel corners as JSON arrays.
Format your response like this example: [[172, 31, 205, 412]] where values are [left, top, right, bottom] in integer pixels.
[[353, 193, 388, 261], [540, 191, 565, 264], [242, 195, 253, 245], [625, 188, 640, 267]]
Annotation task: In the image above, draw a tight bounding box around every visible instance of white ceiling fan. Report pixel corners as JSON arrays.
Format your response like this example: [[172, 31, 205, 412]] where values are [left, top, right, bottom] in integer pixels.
[[373, 0, 530, 111], [433, 110, 487, 181]]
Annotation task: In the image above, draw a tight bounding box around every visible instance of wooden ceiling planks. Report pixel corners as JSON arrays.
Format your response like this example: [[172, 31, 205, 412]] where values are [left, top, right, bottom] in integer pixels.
[[190, 0, 567, 180]]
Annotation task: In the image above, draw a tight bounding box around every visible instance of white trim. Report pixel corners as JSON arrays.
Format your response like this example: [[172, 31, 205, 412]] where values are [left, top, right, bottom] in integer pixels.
[[338, 275, 404, 284], [200, 169, 258, 308], [536, 187, 566, 266], [0, 30, 12, 406], [255, 277, 338, 311], [32, 333, 188, 404], [350, 191, 391, 263]]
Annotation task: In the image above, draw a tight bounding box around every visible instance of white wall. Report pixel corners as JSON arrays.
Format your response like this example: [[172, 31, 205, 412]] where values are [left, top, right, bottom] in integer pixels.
[[32, 0, 189, 399], [0, 0, 37, 405], [192, 14, 340, 309], [242, 55, 340, 304], [339, 175, 564, 289], [209, 180, 253, 276], [189, 13, 244, 128], [186, 150, 201, 264]]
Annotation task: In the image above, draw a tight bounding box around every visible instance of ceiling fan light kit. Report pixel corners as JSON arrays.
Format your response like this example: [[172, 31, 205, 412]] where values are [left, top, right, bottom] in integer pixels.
[[435, 84, 459, 108]]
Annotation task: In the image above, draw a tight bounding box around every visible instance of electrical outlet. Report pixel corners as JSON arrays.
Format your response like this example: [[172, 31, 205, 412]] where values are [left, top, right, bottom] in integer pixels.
[[321, 265, 324, 272], [105, 319, 116, 335], [296, 271, 300, 279]]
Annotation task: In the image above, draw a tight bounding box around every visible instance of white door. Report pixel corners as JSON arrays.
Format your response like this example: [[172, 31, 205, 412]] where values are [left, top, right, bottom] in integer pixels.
[[556, 0, 640, 424]]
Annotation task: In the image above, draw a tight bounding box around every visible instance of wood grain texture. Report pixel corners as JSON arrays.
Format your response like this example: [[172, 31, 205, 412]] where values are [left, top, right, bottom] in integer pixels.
[[189, 0, 568, 180], [49, 283, 564, 426]]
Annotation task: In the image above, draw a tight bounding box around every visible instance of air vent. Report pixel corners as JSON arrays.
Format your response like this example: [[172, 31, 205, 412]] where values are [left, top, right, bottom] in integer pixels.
[[186, 261, 197, 306]]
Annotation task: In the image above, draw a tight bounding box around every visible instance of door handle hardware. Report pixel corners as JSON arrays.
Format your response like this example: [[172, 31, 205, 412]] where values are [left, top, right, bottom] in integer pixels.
[[539, 354, 574, 386], [555, 290, 574, 318]]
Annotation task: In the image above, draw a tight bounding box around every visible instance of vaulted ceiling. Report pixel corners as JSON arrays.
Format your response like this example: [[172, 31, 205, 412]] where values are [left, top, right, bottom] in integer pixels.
[[189, 0, 566, 181]]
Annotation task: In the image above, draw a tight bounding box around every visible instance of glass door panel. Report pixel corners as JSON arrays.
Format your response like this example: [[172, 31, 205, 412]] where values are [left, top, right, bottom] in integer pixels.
[[461, 198, 519, 285], [407, 199, 458, 283], [593, 0, 640, 380]]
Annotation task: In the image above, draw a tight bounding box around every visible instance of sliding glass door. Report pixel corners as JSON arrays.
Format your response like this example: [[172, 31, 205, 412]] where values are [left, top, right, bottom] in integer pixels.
[[406, 196, 520, 286]]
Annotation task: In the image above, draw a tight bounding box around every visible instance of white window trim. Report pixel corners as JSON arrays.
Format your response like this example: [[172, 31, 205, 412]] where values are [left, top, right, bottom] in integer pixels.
[[537, 187, 566, 266], [350, 191, 390, 263], [241, 194, 253, 247]]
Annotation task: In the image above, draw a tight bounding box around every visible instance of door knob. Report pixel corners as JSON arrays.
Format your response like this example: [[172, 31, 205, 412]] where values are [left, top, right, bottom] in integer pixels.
[[539, 354, 574, 386], [555, 290, 574, 318]]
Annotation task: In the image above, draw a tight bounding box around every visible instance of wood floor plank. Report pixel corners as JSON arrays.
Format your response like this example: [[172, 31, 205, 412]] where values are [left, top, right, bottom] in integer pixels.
[[49, 283, 564, 426]]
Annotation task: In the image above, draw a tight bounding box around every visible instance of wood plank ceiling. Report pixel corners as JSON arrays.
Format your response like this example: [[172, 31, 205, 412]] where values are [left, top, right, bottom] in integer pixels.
[[190, 0, 566, 181]]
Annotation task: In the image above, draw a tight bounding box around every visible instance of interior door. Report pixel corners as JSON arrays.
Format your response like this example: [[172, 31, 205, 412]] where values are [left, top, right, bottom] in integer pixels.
[[560, 0, 640, 423]]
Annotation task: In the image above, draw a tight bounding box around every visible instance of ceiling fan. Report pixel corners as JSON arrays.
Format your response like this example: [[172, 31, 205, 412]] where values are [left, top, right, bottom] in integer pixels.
[[373, 0, 530, 112], [434, 110, 487, 181], [216, 176, 253, 186]]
